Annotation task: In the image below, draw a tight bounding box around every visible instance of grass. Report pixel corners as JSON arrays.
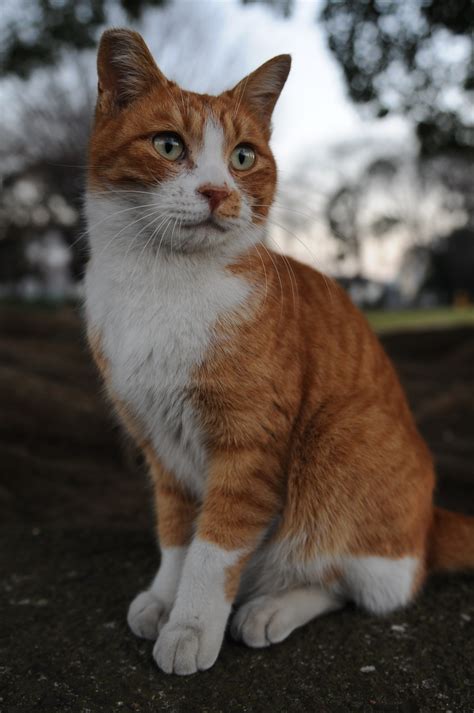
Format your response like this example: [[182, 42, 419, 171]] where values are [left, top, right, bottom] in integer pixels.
[[366, 306, 474, 332], [2, 298, 474, 334]]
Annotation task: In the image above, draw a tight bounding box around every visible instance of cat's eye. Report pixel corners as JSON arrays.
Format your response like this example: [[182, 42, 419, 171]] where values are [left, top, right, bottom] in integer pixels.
[[153, 132, 185, 161], [230, 144, 256, 171]]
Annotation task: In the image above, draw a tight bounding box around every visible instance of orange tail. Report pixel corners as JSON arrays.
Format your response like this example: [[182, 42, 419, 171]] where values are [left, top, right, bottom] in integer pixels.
[[429, 507, 474, 573]]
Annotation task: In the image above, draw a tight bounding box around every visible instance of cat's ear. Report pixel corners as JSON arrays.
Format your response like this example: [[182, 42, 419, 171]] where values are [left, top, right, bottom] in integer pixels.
[[227, 55, 291, 124], [97, 28, 167, 114]]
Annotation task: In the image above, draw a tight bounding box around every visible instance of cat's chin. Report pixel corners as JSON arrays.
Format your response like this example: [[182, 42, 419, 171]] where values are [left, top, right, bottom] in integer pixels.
[[155, 219, 242, 255], [181, 218, 227, 234]]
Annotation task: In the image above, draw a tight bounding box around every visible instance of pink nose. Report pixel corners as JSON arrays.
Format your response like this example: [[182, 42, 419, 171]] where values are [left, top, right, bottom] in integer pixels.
[[197, 184, 231, 212]]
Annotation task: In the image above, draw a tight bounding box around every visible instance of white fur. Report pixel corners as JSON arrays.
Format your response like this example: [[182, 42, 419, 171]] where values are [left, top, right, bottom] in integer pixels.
[[127, 546, 187, 640], [192, 120, 231, 190], [231, 587, 343, 648], [86, 110, 418, 672], [240, 535, 419, 616], [85, 113, 260, 497], [127, 590, 166, 640], [153, 539, 241, 674], [86, 118, 257, 256], [151, 546, 188, 604], [86, 245, 250, 497], [342, 555, 419, 614], [86, 110, 261, 672], [155, 118, 254, 248]]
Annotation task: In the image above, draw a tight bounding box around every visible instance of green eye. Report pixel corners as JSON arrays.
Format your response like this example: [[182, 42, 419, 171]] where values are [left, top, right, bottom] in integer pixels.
[[230, 144, 256, 171], [153, 132, 185, 161]]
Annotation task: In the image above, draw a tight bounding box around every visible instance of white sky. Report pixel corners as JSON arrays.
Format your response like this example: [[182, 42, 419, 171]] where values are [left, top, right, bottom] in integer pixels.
[[3, 0, 443, 282], [131, 0, 413, 171]]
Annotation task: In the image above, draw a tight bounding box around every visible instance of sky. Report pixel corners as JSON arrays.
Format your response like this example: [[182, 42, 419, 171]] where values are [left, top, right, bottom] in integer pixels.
[[118, 0, 423, 279], [3, 0, 459, 282], [1, 0, 413, 171], [130, 0, 413, 170]]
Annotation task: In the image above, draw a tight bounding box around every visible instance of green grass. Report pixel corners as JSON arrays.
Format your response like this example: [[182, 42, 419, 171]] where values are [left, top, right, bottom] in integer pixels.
[[366, 306, 474, 332], [2, 297, 474, 334]]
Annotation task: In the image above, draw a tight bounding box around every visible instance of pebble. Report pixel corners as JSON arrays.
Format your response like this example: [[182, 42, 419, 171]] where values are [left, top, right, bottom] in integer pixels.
[[391, 623, 408, 633]]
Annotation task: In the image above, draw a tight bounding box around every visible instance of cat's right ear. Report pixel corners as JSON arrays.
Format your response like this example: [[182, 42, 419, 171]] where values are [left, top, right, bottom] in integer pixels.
[[97, 28, 167, 114]]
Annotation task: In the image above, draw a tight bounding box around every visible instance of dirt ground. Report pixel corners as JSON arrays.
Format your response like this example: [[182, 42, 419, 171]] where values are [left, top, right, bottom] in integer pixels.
[[1, 304, 473, 713]]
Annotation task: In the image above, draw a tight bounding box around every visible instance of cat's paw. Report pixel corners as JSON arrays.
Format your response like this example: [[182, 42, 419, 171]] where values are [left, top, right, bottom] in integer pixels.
[[231, 595, 292, 648], [153, 622, 220, 675], [127, 590, 169, 641]]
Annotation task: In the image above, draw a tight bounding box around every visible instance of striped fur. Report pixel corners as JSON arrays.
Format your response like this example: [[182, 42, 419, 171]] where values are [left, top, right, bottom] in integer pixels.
[[85, 29, 474, 675]]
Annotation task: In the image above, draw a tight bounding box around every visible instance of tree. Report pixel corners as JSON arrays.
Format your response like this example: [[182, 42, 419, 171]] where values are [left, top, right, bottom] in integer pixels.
[[0, 0, 166, 79], [242, 0, 293, 18], [319, 0, 474, 155], [323, 153, 466, 276]]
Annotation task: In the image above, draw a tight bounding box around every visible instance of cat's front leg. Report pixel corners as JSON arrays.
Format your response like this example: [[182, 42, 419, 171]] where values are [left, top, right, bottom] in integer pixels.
[[128, 449, 198, 640], [127, 546, 187, 640], [153, 448, 282, 675]]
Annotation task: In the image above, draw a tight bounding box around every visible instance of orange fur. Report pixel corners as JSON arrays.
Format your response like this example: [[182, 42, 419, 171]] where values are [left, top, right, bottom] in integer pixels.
[[429, 507, 474, 573], [144, 446, 199, 548], [195, 251, 435, 572], [87, 30, 473, 649], [89, 34, 278, 224], [88, 329, 198, 549]]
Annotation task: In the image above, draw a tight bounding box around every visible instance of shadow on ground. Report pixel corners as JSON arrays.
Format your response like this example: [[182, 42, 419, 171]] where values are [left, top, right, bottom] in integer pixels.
[[1, 305, 473, 713]]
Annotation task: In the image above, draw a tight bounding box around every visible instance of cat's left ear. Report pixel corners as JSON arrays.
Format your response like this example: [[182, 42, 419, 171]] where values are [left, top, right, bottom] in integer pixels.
[[96, 28, 168, 114], [226, 55, 291, 124]]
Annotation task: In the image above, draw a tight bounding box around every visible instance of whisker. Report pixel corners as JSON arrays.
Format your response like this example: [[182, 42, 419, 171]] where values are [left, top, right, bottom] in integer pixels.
[[125, 212, 170, 288], [87, 201, 161, 233], [70, 199, 160, 252], [95, 207, 166, 261], [264, 216, 335, 304], [90, 187, 162, 198], [265, 233, 299, 311], [236, 231, 283, 315], [253, 202, 324, 222], [169, 217, 179, 257], [252, 242, 270, 312], [254, 237, 285, 322]]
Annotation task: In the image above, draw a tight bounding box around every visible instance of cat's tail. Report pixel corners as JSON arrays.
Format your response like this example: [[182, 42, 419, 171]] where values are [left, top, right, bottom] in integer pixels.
[[429, 507, 474, 573]]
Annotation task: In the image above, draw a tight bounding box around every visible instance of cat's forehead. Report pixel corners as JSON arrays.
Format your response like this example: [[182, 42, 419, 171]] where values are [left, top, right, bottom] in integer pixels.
[[143, 84, 265, 148]]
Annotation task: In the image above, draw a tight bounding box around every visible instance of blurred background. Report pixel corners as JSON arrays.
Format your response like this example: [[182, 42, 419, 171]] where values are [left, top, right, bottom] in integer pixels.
[[0, 0, 473, 321], [1, 4, 474, 709]]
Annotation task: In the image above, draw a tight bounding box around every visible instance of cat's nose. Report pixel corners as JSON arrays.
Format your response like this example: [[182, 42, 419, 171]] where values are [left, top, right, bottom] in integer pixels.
[[197, 184, 231, 213]]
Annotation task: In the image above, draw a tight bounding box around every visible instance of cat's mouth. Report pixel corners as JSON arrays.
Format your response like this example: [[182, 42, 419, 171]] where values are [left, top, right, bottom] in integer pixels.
[[183, 217, 227, 233]]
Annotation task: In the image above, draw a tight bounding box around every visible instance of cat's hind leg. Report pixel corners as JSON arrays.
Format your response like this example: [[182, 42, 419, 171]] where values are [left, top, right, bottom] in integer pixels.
[[230, 586, 343, 648], [342, 555, 423, 615]]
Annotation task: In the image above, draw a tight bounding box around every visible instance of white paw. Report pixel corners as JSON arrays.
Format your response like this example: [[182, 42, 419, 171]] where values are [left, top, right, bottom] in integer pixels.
[[153, 622, 220, 675], [127, 590, 169, 641], [231, 595, 295, 648]]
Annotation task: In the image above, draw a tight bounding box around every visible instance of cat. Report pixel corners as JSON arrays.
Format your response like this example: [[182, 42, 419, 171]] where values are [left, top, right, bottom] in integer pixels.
[[85, 28, 474, 675]]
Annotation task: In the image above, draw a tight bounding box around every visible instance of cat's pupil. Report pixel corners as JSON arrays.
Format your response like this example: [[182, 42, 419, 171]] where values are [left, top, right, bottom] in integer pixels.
[[239, 151, 245, 164], [165, 141, 173, 154]]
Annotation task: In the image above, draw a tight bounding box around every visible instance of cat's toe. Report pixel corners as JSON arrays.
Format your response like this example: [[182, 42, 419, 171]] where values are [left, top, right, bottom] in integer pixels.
[[127, 590, 169, 641], [231, 595, 289, 648], [153, 622, 220, 675]]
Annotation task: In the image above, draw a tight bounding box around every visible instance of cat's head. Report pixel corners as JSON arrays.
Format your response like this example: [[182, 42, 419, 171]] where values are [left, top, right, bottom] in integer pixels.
[[87, 29, 290, 256]]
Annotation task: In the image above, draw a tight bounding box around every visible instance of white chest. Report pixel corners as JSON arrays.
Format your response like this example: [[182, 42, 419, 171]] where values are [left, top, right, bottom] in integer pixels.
[[85, 249, 250, 498]]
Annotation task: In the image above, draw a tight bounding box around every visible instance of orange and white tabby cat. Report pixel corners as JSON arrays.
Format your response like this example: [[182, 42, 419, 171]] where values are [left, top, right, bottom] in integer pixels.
[[85, 29, 474, 675]]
